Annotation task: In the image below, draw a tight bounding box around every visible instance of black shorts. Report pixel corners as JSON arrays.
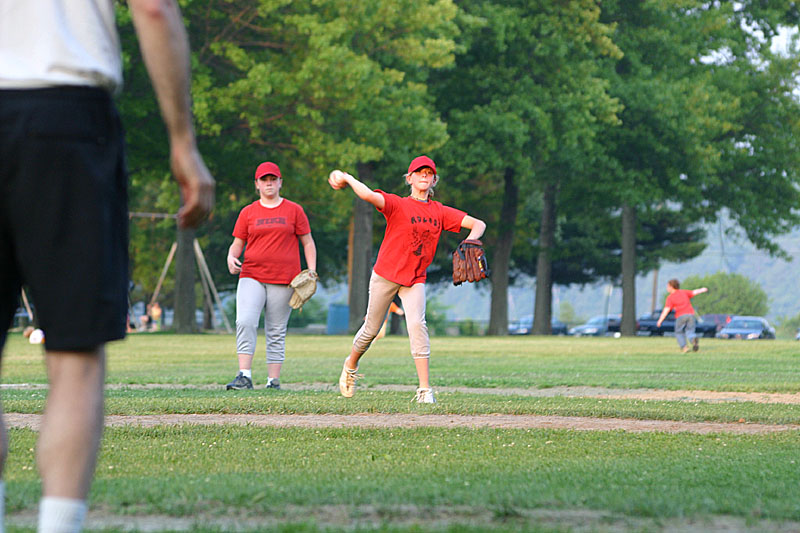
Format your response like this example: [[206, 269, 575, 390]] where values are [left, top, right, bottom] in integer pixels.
[[0, 86, 129, 352]]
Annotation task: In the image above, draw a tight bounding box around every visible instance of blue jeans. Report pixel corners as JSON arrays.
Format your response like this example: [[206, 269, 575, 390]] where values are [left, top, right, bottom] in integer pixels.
[[674, 314, 696, 349]]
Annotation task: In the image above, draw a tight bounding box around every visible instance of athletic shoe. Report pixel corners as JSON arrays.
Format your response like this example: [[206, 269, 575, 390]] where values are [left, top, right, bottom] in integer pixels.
[[265, 378, 281, 390], [338, 360, 362, 398], [413, 388, 436, 404], [226, 372, 253, 390], [692, 337, 700, 352]]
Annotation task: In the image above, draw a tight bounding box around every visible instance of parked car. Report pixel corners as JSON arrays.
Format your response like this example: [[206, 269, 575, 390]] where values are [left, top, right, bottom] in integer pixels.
[[796, 327, 800, 341], [701, 313, 733, 333], [636, 311, 717, 337], [509, 315, 568, 335], [716, 316, 776, 340], [568, 315, 621, 337]]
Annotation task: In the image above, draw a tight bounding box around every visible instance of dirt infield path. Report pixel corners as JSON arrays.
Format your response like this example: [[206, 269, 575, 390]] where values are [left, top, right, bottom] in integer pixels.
[[5, 412, 798, 434], [6, 382, 800, 404], [7, 382, 795, 404], [4, 383, 800, 434], [346, 383, 800, 404], [8, 505, 800, 533]]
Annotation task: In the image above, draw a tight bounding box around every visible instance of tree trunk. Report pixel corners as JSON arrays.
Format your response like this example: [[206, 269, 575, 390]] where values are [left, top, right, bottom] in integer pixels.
[[533, 183, 557, 335], [487, 167, 518, 335], [348, 162, 374, 333], [621, 203, 637, 336], [650, 267, 659, 313], [174, 226, 197, 333]]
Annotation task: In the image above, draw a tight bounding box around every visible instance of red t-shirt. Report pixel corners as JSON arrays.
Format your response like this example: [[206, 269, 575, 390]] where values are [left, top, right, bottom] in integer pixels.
[[232, 199, 310, 284], [665, 289, 696, 317], [373, 191, 466, 286]]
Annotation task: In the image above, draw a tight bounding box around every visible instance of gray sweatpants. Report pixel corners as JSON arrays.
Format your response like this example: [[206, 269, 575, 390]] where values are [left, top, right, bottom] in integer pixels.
[[353, 271, 430, 359], [235, 277, 293, 363], [674, 314, 697, 349]]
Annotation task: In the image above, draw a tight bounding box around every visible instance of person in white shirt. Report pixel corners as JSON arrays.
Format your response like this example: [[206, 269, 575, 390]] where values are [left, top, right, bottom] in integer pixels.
[[0, 1, 215, 531]]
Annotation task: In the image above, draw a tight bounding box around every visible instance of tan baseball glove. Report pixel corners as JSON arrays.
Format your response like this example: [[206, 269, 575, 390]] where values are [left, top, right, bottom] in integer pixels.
[[452, 239, 489, 286], [289, 269, 319, 310]]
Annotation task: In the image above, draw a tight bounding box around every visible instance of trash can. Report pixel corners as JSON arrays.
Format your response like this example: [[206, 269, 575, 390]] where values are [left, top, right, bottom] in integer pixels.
[[326, 304, 349, 335]]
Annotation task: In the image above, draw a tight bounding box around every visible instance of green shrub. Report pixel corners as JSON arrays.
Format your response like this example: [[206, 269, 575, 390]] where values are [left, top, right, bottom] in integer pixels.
[[682, 271, 768, 316]]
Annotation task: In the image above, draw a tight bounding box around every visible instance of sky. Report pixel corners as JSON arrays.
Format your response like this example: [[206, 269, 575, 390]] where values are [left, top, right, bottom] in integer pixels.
[[771, 25, 797, 55]]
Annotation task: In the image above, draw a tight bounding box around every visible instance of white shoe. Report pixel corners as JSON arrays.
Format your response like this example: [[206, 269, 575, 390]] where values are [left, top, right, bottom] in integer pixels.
[[413, 387, 436, 404], [338, 360, 362, 398]]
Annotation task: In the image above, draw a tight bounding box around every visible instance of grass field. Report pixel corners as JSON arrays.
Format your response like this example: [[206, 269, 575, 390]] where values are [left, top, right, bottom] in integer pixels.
[[2, 332, 800, 532]]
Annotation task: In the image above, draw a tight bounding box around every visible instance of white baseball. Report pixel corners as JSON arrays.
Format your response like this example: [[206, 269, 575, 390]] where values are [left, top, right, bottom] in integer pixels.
[[328, 170, 347, 189], [29, 328, 45, 345]]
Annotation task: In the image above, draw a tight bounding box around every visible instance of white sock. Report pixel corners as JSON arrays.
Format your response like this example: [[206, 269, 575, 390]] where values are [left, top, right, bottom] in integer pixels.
[[240, 369, 252, 379], [37, 497, 87, 533]]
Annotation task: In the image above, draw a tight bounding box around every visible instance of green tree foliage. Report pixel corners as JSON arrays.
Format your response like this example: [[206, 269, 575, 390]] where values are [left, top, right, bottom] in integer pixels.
[[187, 0, 459, 288], [557, 302, 582, 327], [540, 194, 709, 285], [598, 1, 800, 334], [775, 311, 800, 340], [431, 0, 622, 334], [115, 1, 800, 330], [287, 298, 326, 329], [116, 6, 186, 303], [682, 272, 769, 317], [117, 1, 460, 308], [701, 13, 800, 257]]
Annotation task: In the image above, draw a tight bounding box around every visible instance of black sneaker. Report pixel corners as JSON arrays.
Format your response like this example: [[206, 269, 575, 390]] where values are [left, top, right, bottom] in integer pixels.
[[692, 337, 700, 352], [226, 372, 253, 390], [265, 378, 281, 390]]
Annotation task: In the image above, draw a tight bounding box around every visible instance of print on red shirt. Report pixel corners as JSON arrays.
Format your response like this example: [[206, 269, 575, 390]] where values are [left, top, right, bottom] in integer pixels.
[[232, 199, 310, 284], [372, 191, 465, 286]]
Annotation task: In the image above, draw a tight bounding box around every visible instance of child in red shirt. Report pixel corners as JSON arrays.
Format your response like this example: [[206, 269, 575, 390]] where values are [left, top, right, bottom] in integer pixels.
[[328, 156, 486, 403], [656, 278, 709, 353]]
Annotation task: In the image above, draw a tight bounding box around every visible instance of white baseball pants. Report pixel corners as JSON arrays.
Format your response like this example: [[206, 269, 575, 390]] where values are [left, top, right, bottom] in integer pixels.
[[235, 277, 293, 363], [352, 271, 430, 359]]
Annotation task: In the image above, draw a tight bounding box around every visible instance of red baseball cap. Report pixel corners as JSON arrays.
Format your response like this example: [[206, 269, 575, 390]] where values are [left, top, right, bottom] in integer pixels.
[[407, 155, 436, 175], [255, 161, 281, 179]]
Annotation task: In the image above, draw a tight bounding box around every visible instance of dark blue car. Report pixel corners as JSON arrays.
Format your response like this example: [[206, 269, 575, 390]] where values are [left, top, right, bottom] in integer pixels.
[[716, 316, 775, 340]]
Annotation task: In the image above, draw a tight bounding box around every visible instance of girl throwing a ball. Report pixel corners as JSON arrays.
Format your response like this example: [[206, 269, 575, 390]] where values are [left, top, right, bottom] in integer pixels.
[[328, 156, 486, 403]]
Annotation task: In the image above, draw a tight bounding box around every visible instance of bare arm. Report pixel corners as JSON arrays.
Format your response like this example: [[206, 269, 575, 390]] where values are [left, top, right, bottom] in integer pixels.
[[299, 233, 317, 272], [227, 237, 245, 274], [128, 0, 214, 228], [656, 305, 671, 327], [691, 287, 709, 296], [337, 172, 385, 210], [461, 215, 487, 241]]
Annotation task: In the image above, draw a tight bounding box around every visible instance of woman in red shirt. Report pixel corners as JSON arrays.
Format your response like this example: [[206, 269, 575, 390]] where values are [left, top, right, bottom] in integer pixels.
[[328, 156, 486, 403], [225, 162, 317, 390]]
